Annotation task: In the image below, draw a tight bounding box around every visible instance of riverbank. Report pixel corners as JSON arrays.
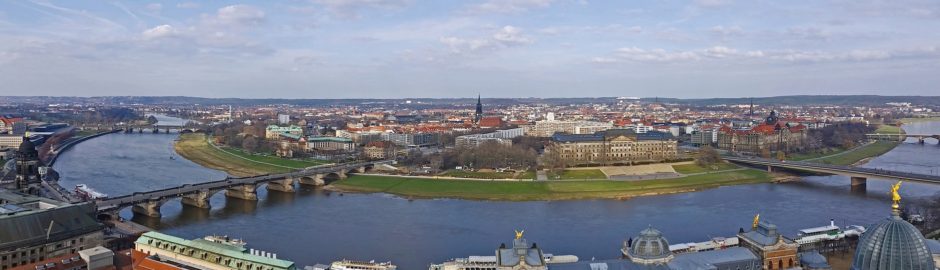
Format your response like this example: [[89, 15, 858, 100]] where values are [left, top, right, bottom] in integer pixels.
[[329, 169, 774, 201], [173, 133, 322, 177]]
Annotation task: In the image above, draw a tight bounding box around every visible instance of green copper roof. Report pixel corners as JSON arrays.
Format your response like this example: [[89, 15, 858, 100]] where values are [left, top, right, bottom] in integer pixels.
[[137, 231, 296, 270]]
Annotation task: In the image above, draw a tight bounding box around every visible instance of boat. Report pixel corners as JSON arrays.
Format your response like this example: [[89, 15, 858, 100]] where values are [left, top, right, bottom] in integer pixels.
[[330, 259, 397, 270], [794, 219, 866, 245], [670, 236, 739, 254], [74, 184, 108, 200]]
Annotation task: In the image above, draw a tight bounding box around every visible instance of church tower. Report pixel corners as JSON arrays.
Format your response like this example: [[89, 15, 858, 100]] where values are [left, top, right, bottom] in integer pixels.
[[14, 137, 42, 194], [474, 94, 483, 123]]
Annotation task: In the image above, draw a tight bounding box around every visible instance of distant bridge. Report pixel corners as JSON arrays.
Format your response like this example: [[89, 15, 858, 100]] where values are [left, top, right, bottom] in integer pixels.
[[95, 160, 392, 218], [866, 133, 940, 144], [120, 124, 203, 134], [724, 156, 940, 189]]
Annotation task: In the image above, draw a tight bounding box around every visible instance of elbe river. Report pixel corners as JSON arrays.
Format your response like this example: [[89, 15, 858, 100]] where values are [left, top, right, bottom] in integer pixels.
[[53, 115, 940, 269]]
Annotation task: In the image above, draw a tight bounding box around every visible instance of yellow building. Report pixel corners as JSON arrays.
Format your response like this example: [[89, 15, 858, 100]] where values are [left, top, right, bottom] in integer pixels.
[[547, 129, 677, 166]]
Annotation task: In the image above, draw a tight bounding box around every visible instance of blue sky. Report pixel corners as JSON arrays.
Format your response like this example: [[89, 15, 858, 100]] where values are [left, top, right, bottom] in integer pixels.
[[1, 0, 939, 98]]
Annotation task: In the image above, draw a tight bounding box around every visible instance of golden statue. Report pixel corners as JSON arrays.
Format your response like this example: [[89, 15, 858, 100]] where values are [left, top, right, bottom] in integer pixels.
[[752, 213, 760, 229], [514, 230, 524, 240], [890, 181, 902, 209]]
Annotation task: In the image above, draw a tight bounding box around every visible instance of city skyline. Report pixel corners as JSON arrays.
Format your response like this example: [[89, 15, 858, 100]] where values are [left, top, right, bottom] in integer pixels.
[[2, 0, 940, 98]]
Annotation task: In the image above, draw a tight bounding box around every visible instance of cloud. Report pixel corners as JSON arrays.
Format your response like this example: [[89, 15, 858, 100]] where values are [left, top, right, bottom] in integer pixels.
[[710, 25, 743, 37], [142, 24, 177, 40], [493, 26, 532, 45], [466, 0, 552, 14], [213, 5, 266, 26], [596, 45, 940, 64], [440, 25, 533, 54]]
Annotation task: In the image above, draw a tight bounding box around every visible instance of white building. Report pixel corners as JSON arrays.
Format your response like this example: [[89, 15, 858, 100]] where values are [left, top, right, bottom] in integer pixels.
[[278, 114, 291, 125]]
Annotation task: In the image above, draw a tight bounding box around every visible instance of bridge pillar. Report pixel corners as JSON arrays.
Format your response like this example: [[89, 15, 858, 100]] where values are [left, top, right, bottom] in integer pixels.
[[225, 184, 258, 201], [181, 190, 214, 209], [766, 165, 774, 173], [131, 200, 164, 218], [298, 174, 326, 186], [338, 171, 348, 179], [266, 177, 295, 193], [918, 137, 925, 144], [850, 177, 867, 190]]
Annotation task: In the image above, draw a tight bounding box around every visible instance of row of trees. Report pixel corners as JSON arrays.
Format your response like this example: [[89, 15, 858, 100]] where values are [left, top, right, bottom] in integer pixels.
[[399, 141, 539, 172], [804, 123, 875, 150], [211, 122, 276, 153]]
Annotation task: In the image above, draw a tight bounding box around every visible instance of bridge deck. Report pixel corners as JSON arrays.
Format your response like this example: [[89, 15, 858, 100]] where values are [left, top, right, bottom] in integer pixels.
[[724, 156, 940, 184]]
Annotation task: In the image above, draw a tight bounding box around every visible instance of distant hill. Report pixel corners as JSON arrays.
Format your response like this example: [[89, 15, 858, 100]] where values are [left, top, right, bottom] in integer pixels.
[[1, 95, 938, 107]]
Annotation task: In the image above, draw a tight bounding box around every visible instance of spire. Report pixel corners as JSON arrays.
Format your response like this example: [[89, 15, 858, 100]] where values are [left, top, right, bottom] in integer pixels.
[[749, 98, 754, 116]]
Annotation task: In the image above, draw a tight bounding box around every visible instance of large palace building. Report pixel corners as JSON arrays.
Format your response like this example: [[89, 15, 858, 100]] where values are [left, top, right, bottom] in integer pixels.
[[548, 129, 678, 166], [717, 111, 807, 155]]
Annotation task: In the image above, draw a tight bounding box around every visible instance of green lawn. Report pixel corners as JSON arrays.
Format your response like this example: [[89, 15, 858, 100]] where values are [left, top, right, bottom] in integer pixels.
[[218, 146, 328, 169], [75, 129, 100, 137], [332, 170, 772, 201], [548, 169, 607, 180], [672, 162, 740, 174], [874, 124, 903, 134], [441, 170, 539, 180], [811, 141, 900, 165], [787, 147, 846, 161], [442, 170, 518, 179]]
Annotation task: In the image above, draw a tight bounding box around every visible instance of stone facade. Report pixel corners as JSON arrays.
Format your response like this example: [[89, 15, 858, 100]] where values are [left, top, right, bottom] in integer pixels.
[[548, 130, 678, 166]]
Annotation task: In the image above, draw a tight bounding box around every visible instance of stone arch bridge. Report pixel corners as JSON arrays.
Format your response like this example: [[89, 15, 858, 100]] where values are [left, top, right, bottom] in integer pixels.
[[95, 160, 392, 218]]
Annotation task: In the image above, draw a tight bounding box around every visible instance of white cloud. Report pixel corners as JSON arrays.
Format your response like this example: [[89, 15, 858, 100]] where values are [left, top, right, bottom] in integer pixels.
[[710, 25, 743, 37], [438, 25, 533, 56], [467, 0, 552, 14], [214, 5, 266, 26], [597, 45, 940, 64], [493, 26, 532, 45], [142, 24, 177, 40]]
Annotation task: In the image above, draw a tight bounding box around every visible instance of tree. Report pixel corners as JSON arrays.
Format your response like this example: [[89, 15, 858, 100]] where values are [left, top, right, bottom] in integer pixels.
[[776, 151, 786, 161], [760, 148, 771, 158], [242, 136, 259, 153], [695, 146, 722, 167]]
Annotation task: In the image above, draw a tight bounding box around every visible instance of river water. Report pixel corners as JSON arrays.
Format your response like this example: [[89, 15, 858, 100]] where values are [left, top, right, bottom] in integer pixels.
[[53, 116, 940, 269]]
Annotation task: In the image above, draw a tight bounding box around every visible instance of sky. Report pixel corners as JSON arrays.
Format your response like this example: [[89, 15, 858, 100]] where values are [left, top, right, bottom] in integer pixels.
[[0, 0, 939, 99]]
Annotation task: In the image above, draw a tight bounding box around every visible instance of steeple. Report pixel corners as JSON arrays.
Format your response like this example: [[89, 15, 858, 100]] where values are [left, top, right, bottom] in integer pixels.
[[474, 94, 483, 123], [749, 98, 754, 116]]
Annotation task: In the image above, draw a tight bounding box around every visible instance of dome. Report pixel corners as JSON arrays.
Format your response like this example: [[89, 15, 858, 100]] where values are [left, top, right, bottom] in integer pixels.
[[16, 137, 38, 159], [851, 213, 935, 270], [623, 226, 673, 264]]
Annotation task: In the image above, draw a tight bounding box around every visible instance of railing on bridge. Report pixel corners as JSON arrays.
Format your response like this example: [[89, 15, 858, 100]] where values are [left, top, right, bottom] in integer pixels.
[[723, 156, 940, 187], [865, 133, 940, 144]]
